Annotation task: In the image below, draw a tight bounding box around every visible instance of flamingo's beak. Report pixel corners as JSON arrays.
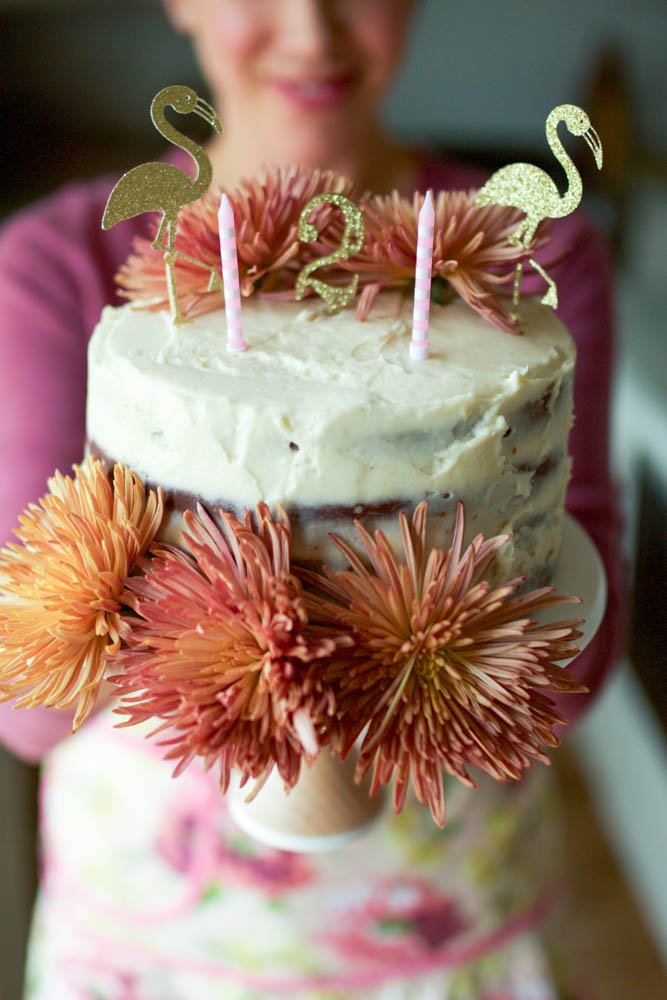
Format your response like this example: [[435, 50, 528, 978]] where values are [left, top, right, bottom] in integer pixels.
[[584, 127, 603, 169], [195, 97, 223, 136]]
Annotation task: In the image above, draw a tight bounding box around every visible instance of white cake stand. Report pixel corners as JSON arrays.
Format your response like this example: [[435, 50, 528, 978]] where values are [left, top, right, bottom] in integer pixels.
[[541, 513, 607, 651], [228, 514, 607, 853]]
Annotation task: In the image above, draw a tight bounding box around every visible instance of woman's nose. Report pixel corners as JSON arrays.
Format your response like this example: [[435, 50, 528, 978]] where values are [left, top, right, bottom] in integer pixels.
[[278, 0, 340, 59]]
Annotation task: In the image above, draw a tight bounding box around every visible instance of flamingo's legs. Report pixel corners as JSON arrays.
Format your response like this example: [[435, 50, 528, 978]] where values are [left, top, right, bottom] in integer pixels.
[[151, 213, 170, 253], [172, 252, 222, 292], [511, 260, 524, 320], [528, 258, 558, 308], [164, 252, 188, 326], [159, 215, 188, 327], [152, 212, 222, 322], [522, 220, 558, 310], [508, 218, 528, 247], [509, 218, 532, 326], [510, 218, 560, 323]]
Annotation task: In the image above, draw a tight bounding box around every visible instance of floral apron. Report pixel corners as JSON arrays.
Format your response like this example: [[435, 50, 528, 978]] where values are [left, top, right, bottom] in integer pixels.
[[25, 708, 593, 1000]]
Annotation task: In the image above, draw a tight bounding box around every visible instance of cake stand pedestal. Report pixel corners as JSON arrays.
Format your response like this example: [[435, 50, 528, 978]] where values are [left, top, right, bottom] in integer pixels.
[[540, 513, 607, 652], [229, 514, 606, 853], [228, 747, 387, 854]]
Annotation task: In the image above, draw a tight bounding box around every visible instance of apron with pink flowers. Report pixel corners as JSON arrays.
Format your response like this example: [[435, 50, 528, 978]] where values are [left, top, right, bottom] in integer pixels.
[[25, 707, 594, 1000]]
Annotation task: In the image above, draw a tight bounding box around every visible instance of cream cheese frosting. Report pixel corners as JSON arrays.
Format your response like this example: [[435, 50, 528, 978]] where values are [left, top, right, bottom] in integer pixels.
[[87, 293, 574, 580], [88, 294, 572, 495]]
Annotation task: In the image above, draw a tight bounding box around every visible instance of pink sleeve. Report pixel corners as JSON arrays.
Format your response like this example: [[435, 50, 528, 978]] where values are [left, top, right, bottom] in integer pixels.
[[0, 206, 89, 759], [535, 213, 625, 725], [0, 179, 160, 762]]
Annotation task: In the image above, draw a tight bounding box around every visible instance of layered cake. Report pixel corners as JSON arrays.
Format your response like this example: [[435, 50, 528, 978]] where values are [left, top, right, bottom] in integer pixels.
[[0, 126, 592, 846], [86, 291, 575, 585]]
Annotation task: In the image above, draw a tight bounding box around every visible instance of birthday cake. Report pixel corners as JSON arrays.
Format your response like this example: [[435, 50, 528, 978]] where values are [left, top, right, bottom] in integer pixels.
[[86, 292, 575, 585], [0, 152, 588, 828]]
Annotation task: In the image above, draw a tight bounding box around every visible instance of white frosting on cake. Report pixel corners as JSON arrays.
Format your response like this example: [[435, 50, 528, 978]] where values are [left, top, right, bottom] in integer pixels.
[[87, 294, 574, 513]]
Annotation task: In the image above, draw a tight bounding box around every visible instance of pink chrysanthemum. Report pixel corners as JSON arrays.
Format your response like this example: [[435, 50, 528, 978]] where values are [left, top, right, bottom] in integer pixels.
[[113, 503, 345, 796], [0, 459, 163, 728], [347, 190, 550, 332], [303, 502, 585, 826], [116, 165, 354, 318]]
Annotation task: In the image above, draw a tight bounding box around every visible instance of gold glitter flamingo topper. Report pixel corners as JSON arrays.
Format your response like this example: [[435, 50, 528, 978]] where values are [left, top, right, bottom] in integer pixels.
[[102, 85, 223, 326], [476, 104, 603, 323]]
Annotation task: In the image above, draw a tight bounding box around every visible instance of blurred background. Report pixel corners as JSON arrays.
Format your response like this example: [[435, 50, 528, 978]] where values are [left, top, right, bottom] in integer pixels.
[[0, 0, 665, 997]]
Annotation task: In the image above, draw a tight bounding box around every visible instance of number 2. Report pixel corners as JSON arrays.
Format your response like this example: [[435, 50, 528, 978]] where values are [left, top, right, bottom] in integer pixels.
[[295, 193, 365, 314]]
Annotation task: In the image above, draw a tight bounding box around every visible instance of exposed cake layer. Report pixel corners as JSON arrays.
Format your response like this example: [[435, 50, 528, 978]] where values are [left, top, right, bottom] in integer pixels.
[[87, 294, 575, 577]]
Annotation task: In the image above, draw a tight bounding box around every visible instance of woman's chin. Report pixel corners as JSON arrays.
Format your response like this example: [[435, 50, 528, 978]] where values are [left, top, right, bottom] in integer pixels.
[[255, 119, 360, 171]]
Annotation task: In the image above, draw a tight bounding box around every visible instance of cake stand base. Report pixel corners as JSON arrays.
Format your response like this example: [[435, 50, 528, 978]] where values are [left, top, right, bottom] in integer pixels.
[[228, 748, 387, 853]]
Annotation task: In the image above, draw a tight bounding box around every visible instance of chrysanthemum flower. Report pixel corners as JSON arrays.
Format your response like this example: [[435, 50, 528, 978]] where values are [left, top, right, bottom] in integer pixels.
[[113, 503, 346, 796], [303, 502, 585, 826], [347, 190, 551, 332], [0, 459, 164, 729], [116, 165, 354, 318]]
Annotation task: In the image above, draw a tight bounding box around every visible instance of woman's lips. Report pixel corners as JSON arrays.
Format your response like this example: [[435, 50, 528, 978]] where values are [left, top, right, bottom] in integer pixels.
[[269, 73, 357, 111]]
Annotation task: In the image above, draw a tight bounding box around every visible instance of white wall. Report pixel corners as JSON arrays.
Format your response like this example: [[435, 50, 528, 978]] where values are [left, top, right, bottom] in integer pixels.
[[4, 0, 665, 152], [383, 0, 666, 149]]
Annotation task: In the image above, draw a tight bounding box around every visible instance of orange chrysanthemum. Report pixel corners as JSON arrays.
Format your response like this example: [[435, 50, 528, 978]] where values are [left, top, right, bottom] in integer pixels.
[[116, 164, 354, 318], [347, 190, 550, 332], [113, 504, 346, 796], [304, 502, 585, 826], [0, 459, 164, 729]]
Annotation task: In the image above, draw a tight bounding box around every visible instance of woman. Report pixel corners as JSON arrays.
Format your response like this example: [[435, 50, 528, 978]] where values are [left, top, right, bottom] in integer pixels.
[[0, 1, 622, 997]]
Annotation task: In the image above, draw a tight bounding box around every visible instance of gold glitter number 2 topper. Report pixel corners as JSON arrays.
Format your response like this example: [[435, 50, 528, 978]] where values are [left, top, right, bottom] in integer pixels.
[[295, 193, 365, 314]]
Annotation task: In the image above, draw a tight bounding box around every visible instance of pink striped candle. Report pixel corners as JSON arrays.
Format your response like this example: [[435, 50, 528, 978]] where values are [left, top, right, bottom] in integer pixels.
[[410, 190, 435, 361], [218, 193, 246, 353]]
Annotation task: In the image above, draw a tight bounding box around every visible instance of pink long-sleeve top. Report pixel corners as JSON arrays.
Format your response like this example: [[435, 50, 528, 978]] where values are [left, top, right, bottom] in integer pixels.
[[0, 156, 624, 762]]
